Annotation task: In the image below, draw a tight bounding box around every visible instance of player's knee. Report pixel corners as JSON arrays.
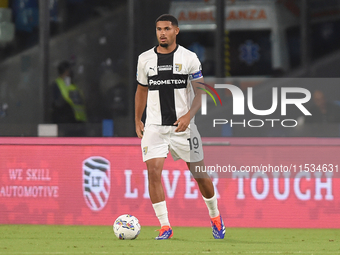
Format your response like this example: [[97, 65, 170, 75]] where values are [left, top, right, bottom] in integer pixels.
[[192, 170, 210, 180], [147, 166, 162, 181], [195, 176, 211, 186]]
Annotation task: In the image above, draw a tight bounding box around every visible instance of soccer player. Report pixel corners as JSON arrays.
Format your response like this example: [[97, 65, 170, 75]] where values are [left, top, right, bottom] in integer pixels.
[[134, 14, 225, 240]]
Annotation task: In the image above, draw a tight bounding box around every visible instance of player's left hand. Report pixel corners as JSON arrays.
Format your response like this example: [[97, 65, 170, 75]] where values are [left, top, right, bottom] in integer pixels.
[[174, 112, 190, 132]]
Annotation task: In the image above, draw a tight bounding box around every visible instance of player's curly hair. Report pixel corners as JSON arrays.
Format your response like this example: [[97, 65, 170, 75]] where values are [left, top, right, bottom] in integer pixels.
[[155, 14, 178, 27]]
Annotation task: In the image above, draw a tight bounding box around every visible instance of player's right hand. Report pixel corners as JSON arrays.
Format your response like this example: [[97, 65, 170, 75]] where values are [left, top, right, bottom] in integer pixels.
[[135, 121, 144, 138]]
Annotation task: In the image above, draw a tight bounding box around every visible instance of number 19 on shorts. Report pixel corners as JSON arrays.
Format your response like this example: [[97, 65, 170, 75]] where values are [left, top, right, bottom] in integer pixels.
[[187, 137, 199, 150]]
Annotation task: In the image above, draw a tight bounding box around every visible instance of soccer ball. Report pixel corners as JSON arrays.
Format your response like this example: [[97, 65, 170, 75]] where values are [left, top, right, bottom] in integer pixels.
[[113, 214, 141, 240]]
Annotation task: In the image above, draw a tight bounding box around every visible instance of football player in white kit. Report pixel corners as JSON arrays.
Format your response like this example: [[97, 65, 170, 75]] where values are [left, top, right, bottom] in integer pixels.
[[135, 14, 225, 240]]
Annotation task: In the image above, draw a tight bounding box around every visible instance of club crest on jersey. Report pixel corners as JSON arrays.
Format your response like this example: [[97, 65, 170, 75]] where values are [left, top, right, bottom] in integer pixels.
[[143, 146, 148, 155], [175, 63, 182, 72], [83, 156, 110, 211]]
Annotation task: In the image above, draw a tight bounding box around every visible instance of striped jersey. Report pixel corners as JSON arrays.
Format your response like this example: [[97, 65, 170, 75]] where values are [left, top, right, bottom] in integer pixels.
[[136, 44, 203, 126]]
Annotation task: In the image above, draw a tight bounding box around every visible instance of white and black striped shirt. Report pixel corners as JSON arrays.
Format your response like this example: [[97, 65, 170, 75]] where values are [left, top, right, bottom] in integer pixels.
[[137, 44, 203, 126]]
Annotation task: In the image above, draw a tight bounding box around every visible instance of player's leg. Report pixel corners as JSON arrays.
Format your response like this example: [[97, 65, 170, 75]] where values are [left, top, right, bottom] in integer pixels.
[[185, 123, 226, 239], [146, 157, 166, 203], [141, 125, 173, 239], [169, 124, 225, 239], [187, 160, 214, 199], [187, 160, 219, 218], [146, 157, 173, 240], [187, 160, 225, 239]]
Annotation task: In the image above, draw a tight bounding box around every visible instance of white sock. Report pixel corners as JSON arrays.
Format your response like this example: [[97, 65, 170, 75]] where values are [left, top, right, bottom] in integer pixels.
[[203, 193, 220, 218], [152, 201, 170, 227]]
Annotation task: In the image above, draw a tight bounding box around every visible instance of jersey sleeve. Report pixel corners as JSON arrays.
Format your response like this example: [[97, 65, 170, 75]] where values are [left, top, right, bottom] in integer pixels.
[[188, 54, 203, 81], [136, 55, 148, 86]]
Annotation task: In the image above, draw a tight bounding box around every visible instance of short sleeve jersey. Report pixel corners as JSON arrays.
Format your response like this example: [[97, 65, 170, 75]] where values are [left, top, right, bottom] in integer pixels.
[[136, 44, 203, 126]]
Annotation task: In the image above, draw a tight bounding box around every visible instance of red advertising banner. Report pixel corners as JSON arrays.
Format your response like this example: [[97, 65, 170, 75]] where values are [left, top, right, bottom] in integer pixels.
[[0, 137, 339, 228]]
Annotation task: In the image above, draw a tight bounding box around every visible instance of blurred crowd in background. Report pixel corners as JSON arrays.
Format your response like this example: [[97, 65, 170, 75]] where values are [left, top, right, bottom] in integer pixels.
[[1, 0, 340, 137]]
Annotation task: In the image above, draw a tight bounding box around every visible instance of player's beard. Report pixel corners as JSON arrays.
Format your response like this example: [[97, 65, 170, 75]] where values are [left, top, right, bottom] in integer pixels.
[[159, 43, 169, 48]]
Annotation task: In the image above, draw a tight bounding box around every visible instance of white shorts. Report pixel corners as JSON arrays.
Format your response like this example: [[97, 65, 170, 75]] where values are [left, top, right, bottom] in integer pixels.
[[141, 124, 204, 163]]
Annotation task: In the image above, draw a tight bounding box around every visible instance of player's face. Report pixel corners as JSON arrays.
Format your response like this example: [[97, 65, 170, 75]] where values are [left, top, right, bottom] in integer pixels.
[[156, 21, 179, 48]]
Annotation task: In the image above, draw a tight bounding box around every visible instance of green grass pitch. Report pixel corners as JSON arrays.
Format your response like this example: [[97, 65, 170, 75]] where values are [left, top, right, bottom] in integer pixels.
[[0, 225, 339, 255]]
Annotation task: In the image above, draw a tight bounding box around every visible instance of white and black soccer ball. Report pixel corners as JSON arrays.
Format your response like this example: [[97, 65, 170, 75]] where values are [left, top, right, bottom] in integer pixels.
[[113, 214, 141, 240]]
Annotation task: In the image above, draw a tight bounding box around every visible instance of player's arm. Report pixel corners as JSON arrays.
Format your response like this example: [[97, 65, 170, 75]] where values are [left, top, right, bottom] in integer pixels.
[[135, 84, 148, 138], [174, 77, 205, 132], [189, 77, 205, 117]]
